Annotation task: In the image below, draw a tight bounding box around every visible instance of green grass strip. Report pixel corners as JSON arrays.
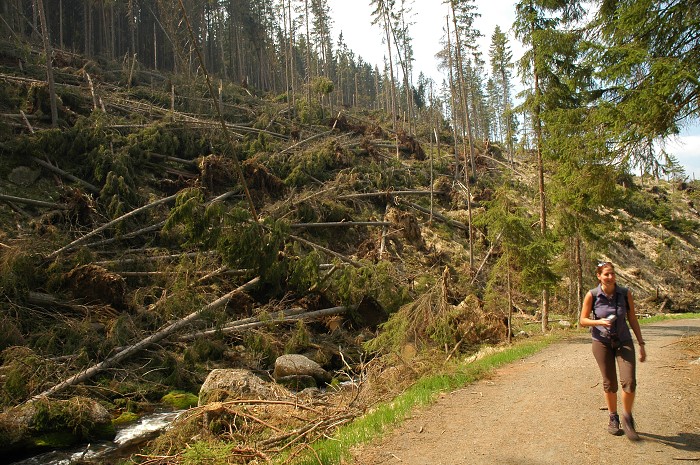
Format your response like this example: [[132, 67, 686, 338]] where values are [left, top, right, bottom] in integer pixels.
[[285, 335, 558, 465], [639, 312, 700, 324]]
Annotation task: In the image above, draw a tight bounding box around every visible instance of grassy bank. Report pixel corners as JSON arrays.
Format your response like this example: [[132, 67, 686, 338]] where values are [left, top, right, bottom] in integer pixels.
[[639, 312, 700, 324]]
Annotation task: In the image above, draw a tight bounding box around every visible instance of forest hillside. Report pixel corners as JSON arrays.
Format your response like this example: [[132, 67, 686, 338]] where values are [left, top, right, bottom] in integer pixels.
[[0, 0, 699, 463]]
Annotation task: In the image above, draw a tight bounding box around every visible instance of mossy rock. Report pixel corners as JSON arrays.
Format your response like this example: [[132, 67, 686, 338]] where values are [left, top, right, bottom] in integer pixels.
[[31, 430, 77, 448], [0, 396, 115, 454], [112, 411, 140, 426], [161, 391, 198, 409]]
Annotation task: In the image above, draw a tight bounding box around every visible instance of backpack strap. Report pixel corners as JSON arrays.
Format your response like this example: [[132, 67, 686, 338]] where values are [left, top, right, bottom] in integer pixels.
[[589, 288, 598, 319], [616, 285, 630, 313]]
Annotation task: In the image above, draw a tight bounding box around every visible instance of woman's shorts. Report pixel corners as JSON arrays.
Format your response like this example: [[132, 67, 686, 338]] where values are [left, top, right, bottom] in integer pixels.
[[592, 339, 636, 393]]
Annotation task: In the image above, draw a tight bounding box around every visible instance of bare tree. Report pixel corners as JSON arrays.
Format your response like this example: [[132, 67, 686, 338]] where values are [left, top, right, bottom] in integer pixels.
[[35, 0, 57, 127], [371, 0, 398, 130]]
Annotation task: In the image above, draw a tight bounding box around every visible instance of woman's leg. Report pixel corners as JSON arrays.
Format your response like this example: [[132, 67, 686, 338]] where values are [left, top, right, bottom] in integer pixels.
[[621, 390, 635, 416], [592, 340, 618, 399], [617, 341, 639, 440], [617, 341, 637, 415], [592, 340, 622, 434], [605, 391, 618, 413]]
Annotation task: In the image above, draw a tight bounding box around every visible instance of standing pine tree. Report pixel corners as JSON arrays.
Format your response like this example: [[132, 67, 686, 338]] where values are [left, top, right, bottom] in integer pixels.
[[515, 0, 584, 331], [586, 0, 699, 178], [488, 26, 516, 165]]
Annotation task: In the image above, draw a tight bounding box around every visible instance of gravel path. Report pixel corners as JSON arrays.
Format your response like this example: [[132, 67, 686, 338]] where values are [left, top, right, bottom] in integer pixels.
[[348, 319, 700, 465]]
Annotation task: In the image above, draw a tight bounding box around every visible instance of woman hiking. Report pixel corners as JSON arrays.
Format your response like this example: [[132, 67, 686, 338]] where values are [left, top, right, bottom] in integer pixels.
[[580, 261, 647, 440]]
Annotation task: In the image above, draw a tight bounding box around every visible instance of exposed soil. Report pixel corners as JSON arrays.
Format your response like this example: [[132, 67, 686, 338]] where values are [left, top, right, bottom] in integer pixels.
[[349, 319, 700, 465]]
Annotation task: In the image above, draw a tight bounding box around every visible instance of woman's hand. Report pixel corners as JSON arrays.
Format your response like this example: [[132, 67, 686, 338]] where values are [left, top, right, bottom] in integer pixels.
[[639, 344, 647, 362]]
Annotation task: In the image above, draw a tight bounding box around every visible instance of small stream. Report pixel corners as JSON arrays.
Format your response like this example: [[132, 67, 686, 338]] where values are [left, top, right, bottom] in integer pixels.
[[9, 409, 182, 465]]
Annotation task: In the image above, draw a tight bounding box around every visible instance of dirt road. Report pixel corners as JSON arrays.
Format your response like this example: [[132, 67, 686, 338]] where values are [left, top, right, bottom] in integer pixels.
[[349, 319, 700, 465]]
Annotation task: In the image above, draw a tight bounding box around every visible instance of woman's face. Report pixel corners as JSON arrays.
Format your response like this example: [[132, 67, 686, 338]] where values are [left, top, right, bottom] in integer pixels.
[[597, 265, 616, 286]]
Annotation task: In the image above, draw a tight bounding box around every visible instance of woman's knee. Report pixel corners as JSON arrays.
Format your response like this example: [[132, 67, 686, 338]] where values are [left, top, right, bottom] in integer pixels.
[[603, 382, 618, 393], [620, 379, 636, 393]]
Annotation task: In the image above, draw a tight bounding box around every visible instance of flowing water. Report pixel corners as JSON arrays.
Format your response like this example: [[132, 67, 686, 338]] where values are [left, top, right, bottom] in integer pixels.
[[9, 409, 182, 465]]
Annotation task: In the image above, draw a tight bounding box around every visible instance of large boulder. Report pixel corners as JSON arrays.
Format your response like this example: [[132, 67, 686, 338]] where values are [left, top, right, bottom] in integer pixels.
[[198, 368, 281, 406], [273, 354, 332, 388], [0, 396, 115, 455], [8, 166, 41, 187]]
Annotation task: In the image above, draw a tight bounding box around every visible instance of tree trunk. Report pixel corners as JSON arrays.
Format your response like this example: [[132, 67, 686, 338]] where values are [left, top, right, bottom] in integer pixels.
[[282, 0, 290, 112], [381, 6, 397, 131], [445, 15, 460, 180], [291, 221, 391, 229], [0, 193, 66, 210], [337, 189, 442, 200], [449, 5, 474, 271], [402, 198, 469, 231], [304, 0, 312, 104], [379, 202, 391, 258], [534, 61, 549, 332], [31, 156, 100, 193], [507, 258, 513, 343], [179, 305, 350, 341], [288, 0, 296, 113], [450, 1, 476, 180], [35, 0, 58, 126], [471, 232, 502, 285], [127, 0, 136, 57], [59, 0, 63, 49], [575, 234, 583, 326], [289, 233, 362, 268], [110, 2, 115, 59]]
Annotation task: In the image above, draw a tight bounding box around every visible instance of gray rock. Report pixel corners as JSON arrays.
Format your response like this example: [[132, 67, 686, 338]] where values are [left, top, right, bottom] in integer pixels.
[[8, 166, 41, 187], [198, 368, 277, 406], [273, 354, 332, 385]]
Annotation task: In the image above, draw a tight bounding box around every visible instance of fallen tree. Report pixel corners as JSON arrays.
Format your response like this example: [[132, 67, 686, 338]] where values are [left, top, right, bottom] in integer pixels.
[[0, 193, 67, 210], [178, 305, 352, 341]]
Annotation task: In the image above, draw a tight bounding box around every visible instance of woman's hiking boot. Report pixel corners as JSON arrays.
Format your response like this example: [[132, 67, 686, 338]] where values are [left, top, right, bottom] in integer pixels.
[[608, 413, 623, 436], [621, 413, 640, 441]]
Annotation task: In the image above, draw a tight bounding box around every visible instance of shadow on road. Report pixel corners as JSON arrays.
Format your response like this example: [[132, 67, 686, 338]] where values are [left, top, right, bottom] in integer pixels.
[[638, 432, 700, 452]]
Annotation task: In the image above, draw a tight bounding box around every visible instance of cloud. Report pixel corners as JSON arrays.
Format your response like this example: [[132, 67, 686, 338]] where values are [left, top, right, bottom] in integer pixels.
[[665, 133, 700, 178]]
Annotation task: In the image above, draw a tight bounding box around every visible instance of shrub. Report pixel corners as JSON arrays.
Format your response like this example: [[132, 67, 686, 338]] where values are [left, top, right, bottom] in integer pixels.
[[0, 347, 59, 407], [331, 261, 410, 315], [184, 338, 226, 364], [284, 320, 311, 354]]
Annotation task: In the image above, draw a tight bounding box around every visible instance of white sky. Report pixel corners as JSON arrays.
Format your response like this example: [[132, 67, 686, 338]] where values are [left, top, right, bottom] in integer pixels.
[[328, 0, 699, 179], [329, 0, 522, 85]]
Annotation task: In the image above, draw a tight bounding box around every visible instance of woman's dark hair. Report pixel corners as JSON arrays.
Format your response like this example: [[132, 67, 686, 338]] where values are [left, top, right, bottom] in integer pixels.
[[596, 261, 614, 274]]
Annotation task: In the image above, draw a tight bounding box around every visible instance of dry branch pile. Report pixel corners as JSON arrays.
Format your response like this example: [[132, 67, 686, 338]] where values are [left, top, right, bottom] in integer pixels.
[[142, 396, 360, 464]]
